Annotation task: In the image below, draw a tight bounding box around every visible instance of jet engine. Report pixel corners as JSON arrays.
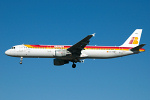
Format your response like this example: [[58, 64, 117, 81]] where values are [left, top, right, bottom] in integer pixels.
[[54, 59, 69, 65], [55, 50, 71, 57]]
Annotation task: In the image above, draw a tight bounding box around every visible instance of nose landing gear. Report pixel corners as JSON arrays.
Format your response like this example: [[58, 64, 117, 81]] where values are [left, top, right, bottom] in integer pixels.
[[20, 57, 23, 64], [72, 62, 76, 68]]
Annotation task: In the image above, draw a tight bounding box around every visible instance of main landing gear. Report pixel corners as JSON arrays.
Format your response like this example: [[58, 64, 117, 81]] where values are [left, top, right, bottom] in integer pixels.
[[20, 57, 23, 64], [72, 62, 76, 68]]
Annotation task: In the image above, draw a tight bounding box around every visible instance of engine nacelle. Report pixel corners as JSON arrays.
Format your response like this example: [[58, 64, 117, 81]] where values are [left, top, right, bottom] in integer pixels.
[[54, 59, 69, 66], [55, 50, 71, 57], [55, 50, 67, 57]]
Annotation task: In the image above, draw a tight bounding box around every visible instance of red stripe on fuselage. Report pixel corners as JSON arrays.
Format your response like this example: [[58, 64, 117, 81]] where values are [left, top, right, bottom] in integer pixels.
[[26, 44, 145, 51], [29, 45, 132, 49]]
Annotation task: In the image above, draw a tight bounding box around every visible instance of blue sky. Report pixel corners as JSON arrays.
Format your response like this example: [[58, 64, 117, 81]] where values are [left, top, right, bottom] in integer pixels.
[[0, 0, 150, 100]]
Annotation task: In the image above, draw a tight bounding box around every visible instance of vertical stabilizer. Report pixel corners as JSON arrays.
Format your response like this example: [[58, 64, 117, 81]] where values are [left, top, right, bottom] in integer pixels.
[[120, 29, 142, 47]]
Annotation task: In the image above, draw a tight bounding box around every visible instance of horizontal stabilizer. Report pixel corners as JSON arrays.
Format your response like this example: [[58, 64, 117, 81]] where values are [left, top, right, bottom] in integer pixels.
[[131, 44, 146, 51]]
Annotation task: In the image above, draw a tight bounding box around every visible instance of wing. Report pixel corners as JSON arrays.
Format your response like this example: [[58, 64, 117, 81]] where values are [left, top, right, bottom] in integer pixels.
[[67, 33, 95, 56]]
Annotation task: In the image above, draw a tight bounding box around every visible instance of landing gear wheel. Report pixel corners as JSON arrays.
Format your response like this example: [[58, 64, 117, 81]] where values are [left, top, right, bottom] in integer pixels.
[[20, 57, 23, 64], [72, 64, 76, 68]]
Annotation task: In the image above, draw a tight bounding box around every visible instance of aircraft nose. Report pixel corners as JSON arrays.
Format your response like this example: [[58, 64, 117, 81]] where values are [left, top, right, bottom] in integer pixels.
[[5, 50, 10, 55]]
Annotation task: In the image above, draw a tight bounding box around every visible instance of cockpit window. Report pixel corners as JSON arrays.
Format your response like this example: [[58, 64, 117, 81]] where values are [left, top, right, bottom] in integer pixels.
[[11, 47, 15, 49]]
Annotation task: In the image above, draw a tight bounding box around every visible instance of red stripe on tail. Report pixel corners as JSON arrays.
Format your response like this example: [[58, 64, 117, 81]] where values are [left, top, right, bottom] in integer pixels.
[[129, 37, 135, 44]]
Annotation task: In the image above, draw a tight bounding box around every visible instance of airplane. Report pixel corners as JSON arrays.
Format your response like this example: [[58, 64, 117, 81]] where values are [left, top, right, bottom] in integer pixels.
[[5, 29, 145, 68]]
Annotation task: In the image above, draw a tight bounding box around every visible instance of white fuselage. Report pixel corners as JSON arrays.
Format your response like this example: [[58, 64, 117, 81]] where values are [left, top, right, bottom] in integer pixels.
[[4, 29, 145, 67], [5, 44, 136, 60]]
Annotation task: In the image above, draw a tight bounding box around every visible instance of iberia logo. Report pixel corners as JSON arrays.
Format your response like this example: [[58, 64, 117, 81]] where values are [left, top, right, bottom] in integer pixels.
[[129, 37, 138, 44]]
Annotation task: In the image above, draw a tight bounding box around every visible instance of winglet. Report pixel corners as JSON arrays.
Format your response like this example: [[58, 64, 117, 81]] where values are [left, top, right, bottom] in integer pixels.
[[92, 33, 96, 37]]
